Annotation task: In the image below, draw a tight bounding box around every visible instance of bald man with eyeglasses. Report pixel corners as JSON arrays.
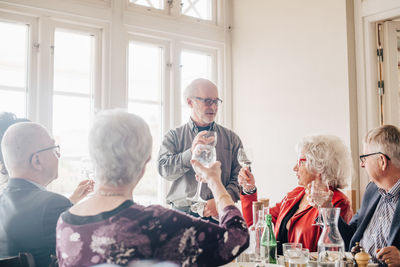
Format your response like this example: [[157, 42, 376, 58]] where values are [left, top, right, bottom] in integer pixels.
[[158, 78, 244, 223], [0, 122, 93, 266]]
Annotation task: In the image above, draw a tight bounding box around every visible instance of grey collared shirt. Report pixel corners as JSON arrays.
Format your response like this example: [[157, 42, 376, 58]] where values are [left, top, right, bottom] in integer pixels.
[[158, 119, 242, 208]]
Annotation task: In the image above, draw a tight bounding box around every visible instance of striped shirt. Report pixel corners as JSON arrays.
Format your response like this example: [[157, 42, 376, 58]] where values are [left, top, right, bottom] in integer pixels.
[[360, 179, 400, 261]]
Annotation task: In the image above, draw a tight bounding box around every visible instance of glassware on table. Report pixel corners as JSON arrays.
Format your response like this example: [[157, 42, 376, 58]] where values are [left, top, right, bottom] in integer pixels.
[[261, 214, 277, 264], [188, 144, 217, 203], [288, 248, 310, 267], [254, 210, 266, 264], [317, 208, 345, 267], [283, 243, 303, 267], [309, 179, 330, 226]]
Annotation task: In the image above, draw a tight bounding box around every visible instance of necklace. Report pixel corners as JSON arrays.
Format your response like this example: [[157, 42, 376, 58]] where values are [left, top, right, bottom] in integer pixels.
[[97, 191, 125, 197]]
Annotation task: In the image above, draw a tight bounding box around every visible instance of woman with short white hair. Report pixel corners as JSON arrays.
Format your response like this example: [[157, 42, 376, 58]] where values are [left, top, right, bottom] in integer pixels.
[[239, 134, 354, 253], [56, 109, 249, 267]]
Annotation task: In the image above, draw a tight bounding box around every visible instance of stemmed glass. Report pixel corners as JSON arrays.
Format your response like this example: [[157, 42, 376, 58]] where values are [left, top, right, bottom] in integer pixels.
[[189, 131, 217, 203], [237, 147, 253, 187], [79, 157, 95, 181], [309, 179, 330, 226]]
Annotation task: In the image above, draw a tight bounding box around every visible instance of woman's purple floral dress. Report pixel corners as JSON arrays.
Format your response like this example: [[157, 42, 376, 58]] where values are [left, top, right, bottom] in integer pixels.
[[56, 200, 249, 267]]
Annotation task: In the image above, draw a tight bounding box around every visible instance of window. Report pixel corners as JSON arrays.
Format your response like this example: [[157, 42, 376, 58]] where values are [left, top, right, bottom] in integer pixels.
[[49, 28, 97, 196], [181, 0, 214, 21], [180, 49, 214, 123], [0, 21, 29, 117], [128, 40, 166, 205], [129, 0, 164, 9], [127, 0, 217, 23]]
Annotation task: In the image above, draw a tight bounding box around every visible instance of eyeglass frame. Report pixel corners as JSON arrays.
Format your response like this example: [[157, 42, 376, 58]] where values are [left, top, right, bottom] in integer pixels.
[[30, 145, 61, 161], [192, 96, 223, 106], [297, 158, 307, 167], [359, 152, 391, 163]]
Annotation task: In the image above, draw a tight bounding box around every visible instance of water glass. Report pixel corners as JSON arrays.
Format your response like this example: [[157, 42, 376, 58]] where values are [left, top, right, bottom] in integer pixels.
[[288, 249, 309, 267], [283, 243, 303, 267]]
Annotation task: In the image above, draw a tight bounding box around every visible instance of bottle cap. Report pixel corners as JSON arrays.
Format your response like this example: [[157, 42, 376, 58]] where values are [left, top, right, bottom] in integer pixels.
[[259, 198, 270, 207]]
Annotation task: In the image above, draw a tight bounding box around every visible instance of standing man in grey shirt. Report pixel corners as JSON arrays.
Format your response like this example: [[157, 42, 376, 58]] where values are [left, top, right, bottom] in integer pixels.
[[158, 78, 243, 221]]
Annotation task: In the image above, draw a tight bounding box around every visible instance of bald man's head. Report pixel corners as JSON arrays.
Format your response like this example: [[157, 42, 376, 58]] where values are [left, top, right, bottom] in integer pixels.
[[1, 122, 55, 175]]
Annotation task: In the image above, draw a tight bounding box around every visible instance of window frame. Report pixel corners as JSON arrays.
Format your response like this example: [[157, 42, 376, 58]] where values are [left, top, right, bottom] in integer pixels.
[[126, 34, 171, 204], [0, 12, 39, 119]]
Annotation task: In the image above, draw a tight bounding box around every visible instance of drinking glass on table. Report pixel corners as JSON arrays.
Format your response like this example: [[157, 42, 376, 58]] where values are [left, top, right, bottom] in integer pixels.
[[189, 143, 217, 203], [309, 179, 330, 226], [288, 248, 309, 267], [283, 243, 303, 267]]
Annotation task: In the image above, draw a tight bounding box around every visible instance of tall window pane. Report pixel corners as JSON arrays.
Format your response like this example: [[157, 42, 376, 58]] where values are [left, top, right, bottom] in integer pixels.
[[50, 29, 95, 195], [0, 21, 28, 117], [128, 41, 163, 205], [180, 50, 212, 123], [181, 0, 212, 21], [130, 0, 164, 9]]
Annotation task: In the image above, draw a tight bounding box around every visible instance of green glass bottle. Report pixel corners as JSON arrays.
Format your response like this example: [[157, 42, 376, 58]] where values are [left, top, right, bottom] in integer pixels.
[[261, 214, 277, 264]]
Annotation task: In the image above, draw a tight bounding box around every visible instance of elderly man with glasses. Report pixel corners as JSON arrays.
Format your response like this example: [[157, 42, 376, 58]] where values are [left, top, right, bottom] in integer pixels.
[[318, 125, 400, 266], [158, 78, 244, 222], [0, 122, 93, 266]]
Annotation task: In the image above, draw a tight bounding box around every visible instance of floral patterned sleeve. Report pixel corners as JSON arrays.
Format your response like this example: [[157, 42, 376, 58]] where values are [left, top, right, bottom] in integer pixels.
[[149, 205, 249, 267]]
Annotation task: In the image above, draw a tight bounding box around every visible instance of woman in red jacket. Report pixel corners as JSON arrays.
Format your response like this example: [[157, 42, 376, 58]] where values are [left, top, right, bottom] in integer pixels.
[[239, 135, 354, 253]]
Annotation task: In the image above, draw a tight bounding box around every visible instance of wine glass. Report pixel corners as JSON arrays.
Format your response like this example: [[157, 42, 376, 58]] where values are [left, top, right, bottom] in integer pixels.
[[203, 130, 217, 147], [309, 179, 330, 226], [79, 157, 95, 197], [189, 144, 217, 203], [79, 157, 95, 181], [237, 147, 253, 188]]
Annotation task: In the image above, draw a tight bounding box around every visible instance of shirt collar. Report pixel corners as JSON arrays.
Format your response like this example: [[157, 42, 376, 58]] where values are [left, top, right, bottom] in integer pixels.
[[188, 117, 215, 133], [378, 179, 400, 201]]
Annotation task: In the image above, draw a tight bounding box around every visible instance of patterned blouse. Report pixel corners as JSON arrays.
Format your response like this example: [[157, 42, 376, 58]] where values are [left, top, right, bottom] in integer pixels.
[[56, 200, 249, 267]]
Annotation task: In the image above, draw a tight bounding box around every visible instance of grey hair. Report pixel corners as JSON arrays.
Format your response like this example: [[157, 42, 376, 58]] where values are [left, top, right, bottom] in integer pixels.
[[364, 125, 400, 168], [296, 135, 352, 189], [88, 109, 152, 187]]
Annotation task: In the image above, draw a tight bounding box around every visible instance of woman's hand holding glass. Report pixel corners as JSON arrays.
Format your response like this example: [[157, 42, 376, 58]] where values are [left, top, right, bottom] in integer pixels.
[[238, 167, 256, 192], [237, 147, 254, 189]]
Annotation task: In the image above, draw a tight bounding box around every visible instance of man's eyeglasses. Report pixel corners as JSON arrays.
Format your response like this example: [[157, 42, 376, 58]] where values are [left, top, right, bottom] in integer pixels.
[[359, 152, 390, 163], [297, 158, 307, 167], [30, 145, 61, 161], [192, 96, 223, 106]]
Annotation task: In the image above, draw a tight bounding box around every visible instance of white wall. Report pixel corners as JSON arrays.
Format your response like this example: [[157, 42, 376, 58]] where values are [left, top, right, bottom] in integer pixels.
[[231, 0, 356, 204]]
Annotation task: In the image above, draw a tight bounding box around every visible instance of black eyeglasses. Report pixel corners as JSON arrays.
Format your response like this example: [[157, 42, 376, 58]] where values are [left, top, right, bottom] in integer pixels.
[[192, 96, 223, 106], [30, 145, 61, 161], [359, 152, 391, 163]]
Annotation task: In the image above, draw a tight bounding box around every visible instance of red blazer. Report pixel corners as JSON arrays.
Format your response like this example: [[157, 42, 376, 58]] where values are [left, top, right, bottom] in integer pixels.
[[240, 186, 353, 252]]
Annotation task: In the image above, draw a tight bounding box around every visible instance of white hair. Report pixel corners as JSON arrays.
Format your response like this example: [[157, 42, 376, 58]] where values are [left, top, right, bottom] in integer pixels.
[[88, 109, 152, 187], [364, 125, 400, 168], [1, 122, 49, 173], [296, 135, 353, 189]]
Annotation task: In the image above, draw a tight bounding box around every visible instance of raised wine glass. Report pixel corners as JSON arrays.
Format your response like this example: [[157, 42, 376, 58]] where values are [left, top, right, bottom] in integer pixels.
[[237, 147, 253, 188], [189, 143, 217, 203], [309, 179, 330, 226]]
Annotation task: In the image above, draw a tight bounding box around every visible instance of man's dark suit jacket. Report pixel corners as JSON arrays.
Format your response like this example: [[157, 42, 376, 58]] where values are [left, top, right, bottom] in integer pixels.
[[338, 182, 400, 251], [0, 178, 72, 266]]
